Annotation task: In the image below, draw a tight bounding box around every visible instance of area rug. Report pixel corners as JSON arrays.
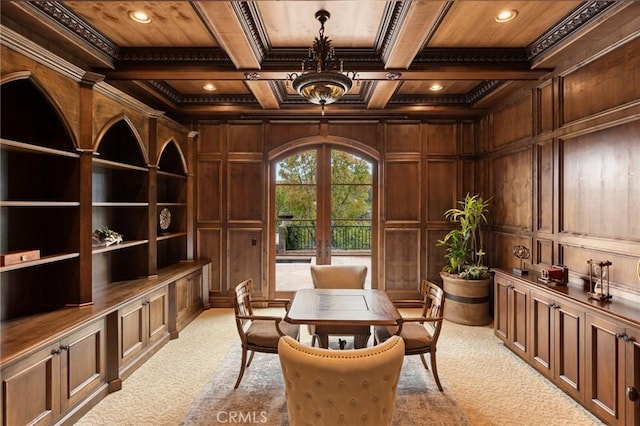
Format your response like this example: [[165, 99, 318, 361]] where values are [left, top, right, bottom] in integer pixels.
[[180, 340, 470, 426]]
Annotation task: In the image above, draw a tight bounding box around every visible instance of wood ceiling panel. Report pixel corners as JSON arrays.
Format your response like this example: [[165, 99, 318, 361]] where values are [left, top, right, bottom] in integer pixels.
[[257, 1, 386, 48], [429, 1, 581, 48], [398, 81, 480, 96], [63, 1, 217, 47], [165, 80, 249, 95]]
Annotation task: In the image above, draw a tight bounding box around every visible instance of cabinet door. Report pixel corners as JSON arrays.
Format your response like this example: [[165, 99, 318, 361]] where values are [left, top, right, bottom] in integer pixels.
[[530, 290, 554, 378], [176, 277, 189, 317], [147, 286, 169, 346], [494, 275, 510, 342], [625, 326, 640, 426], [119, 298, 146, 367], [190, 273, 202, 308], [585, 313, 626, 425], [1, 343, 61, 426], [60, 319, 107, 411], [554, 300, 585, 402], [510, 280, 528, 358]]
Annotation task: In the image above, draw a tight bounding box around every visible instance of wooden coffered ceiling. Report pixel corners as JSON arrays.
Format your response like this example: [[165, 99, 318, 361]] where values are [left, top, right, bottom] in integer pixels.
[[1, 1, 637, 120]]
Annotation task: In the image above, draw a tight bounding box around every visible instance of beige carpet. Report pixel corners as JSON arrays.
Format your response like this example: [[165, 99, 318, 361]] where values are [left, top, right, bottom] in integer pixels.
[[76, 308, 604, 426], [180, 342, 470, 425]]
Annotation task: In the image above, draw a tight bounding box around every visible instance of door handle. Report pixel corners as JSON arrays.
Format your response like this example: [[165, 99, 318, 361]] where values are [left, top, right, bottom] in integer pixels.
[[627, 386, 639, 402]]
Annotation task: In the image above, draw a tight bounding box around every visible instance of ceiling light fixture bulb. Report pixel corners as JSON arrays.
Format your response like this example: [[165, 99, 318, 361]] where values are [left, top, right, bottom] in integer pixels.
[[203, 83, 216, 91], [128, 10, 151, 24], [495, 10, 518, 23], [430, 83, 443, 92]]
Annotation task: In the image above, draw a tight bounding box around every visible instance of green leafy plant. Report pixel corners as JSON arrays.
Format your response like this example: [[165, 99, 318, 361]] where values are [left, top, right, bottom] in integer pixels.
[[437, 193, 491, 279]]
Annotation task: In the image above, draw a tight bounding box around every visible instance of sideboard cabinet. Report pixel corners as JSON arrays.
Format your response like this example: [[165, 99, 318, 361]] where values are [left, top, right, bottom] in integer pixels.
[[0, 318, 106, 426], [494, 268, 640, 425]]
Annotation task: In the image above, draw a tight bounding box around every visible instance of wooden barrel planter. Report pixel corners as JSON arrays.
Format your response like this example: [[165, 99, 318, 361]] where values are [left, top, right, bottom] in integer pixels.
[[440, 273, 493, 326]]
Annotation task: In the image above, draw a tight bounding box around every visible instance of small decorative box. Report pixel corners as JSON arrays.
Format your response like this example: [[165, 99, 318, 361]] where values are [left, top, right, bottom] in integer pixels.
[[0, 249, 41, 266]]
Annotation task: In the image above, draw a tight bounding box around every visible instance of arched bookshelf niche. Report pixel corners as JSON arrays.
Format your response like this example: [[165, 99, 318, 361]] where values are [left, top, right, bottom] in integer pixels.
[[92, 119, 149, 287], [156, 140, 188, 269], [0, 78, 80, 320]]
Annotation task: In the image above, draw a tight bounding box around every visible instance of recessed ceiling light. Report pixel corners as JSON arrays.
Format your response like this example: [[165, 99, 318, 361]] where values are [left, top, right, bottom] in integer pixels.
[[203, 83, 217, 92], [495, 9, 518, 23], [128, 10, 151, 24], [429, 83, 443, 92]]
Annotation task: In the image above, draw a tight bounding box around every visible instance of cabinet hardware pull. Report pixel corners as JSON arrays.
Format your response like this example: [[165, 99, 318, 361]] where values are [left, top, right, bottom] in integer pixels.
[[627, 386, 639, 402], [60, 345, 69, 351], [51, 349, 61, 355]]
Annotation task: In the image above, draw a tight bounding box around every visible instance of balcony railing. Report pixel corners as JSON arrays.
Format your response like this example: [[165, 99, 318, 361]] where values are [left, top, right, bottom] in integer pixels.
[[281, 224, 371, 251]]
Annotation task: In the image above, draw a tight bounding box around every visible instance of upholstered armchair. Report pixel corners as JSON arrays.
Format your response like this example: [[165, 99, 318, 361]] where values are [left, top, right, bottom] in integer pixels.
[[374, 280, 445, 391], [233, 279, 299, 388], [278, 334, 405, 426], [309, 264, 369, 348]]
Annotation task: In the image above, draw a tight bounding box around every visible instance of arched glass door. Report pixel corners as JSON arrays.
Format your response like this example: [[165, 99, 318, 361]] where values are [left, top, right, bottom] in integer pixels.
[[273, 145, 373, 294]]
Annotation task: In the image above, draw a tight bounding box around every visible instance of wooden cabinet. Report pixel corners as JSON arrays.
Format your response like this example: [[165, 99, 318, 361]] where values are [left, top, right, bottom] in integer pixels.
[[119, 286, 169, 379], [494, 273, 529, 359], [530, 288, 585, 401], [494, 268, 640, 425], [585, 313, 640, 425], [0, 319, 106, 426], [175, 271, 203, 331]]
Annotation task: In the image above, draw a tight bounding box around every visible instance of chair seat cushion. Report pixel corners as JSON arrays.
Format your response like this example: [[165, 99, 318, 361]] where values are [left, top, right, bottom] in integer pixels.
[[374, 323, 432, 350], [247, 320, 299, 348]]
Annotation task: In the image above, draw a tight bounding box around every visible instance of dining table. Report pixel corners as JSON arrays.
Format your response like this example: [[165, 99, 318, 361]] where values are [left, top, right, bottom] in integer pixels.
[[283, 288, 402, 349]]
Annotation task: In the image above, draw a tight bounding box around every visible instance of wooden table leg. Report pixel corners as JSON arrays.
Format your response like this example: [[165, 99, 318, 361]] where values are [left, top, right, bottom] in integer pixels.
[[354, 333, 370, 349], [318, 333, 330, 349]]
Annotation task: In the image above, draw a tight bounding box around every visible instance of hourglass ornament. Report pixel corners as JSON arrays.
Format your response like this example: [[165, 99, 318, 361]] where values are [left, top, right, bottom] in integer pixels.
[[512, 245, 530, 276], [587, 259, 612, 301]]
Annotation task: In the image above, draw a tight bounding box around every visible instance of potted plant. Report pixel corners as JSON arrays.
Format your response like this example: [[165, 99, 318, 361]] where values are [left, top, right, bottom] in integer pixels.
[[437, 193, 493, 325]]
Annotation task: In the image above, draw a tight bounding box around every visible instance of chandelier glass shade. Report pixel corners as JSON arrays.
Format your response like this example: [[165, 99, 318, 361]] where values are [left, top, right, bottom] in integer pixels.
[[290, 10, 354, 115]]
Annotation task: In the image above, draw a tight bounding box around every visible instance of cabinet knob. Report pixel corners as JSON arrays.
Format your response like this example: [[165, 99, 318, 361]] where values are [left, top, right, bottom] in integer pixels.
[[60, 345, 69, 351], [627, 386, 639, 402], [51, 348, 61, 356]]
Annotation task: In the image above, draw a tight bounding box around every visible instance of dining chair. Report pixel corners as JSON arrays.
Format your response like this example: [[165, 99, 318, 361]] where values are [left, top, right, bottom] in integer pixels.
[[309, 264, 369, 348], [278, 334, 405, 426], [373, 280, 445, 391], [233, 279, 299, 388]]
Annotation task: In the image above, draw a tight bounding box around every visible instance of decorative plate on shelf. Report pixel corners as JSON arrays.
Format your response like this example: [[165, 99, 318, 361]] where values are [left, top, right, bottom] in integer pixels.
[[159, 208, 171, 231]]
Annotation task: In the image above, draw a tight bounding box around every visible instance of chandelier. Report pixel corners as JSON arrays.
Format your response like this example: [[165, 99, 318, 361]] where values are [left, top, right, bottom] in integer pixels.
[[288, 10, 356, 115]]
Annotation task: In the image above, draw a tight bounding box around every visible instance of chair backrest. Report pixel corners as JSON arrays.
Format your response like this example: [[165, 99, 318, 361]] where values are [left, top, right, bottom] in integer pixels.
[[234, 279, 254, 341], [420, 280, 445, 341], [278, 334, 405, 426], [310, 264, 367, 289]]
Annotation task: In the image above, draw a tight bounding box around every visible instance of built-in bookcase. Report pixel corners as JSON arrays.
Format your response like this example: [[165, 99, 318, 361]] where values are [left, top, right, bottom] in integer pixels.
[[156, 141, 188, 269], [92, 120, 150, 287], [0, 78, 193, 321], [0, 79, 80, 320]]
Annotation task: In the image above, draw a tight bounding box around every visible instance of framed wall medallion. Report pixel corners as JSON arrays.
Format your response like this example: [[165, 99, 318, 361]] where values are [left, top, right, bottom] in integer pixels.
[[159, 208, 171, 233]]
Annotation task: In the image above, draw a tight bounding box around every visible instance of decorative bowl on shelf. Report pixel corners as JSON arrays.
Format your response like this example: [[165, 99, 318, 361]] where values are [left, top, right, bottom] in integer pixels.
[[92, 226, 123, 247]]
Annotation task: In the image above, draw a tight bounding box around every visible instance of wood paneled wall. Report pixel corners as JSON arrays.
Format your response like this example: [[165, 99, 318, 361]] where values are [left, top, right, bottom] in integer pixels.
[[196, 119, 478, 302], [487, 37, 640, 297]]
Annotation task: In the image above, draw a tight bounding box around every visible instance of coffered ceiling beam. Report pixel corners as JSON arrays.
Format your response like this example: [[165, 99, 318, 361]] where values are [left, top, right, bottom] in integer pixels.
[[245, 80, 280, 109], [101, 67, 550, 81], [192, 1, 261, 69], [367, 81, 401, 110]]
